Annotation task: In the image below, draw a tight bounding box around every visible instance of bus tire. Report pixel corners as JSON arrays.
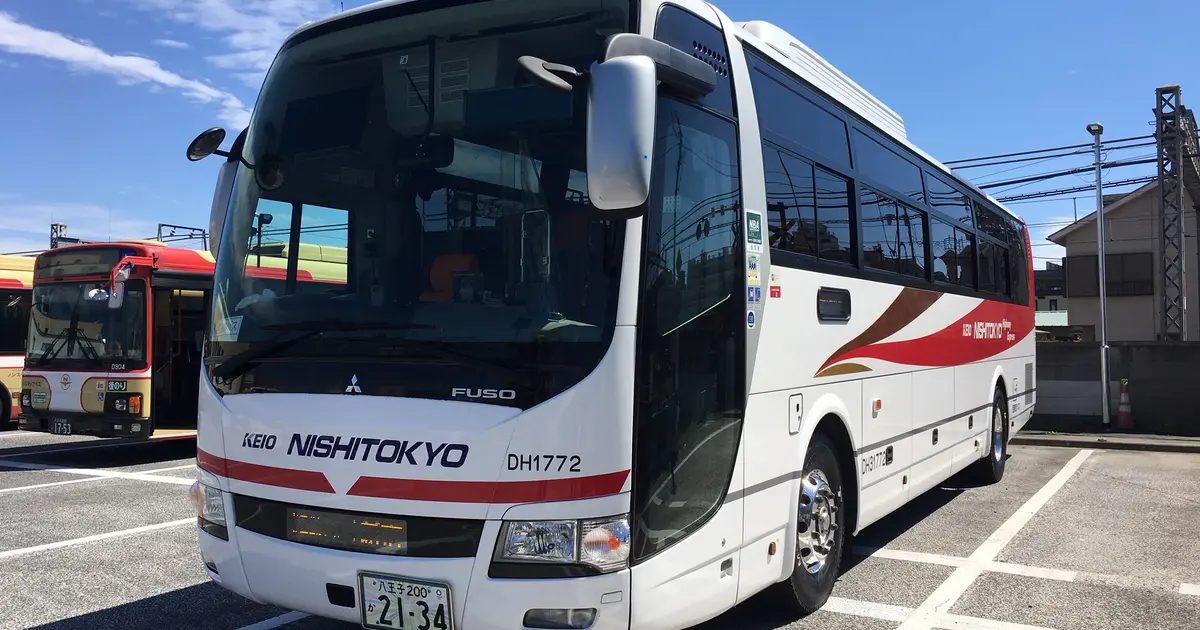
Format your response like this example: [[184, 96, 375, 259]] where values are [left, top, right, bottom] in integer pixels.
[[770, 431, 845, 615], [974, 385, 1008, 483]]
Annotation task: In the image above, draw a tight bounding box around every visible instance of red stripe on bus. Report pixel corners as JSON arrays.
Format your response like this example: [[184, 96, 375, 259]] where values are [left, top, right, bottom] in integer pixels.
[[347, 470, 631, 504], [0, 279, 27, 289], [196, 448, 630, 503], [197, 448, 335, 494]]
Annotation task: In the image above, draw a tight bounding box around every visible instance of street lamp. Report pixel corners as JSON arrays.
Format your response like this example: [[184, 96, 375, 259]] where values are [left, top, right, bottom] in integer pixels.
[[1087, 122, 1110, 429]]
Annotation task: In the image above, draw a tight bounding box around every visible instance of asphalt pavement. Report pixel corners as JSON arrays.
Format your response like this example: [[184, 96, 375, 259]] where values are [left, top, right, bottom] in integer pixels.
[[1, 428, 1198, 630]]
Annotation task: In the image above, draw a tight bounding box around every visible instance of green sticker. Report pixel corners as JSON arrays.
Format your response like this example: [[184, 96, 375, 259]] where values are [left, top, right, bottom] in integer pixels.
[[747, 211, 762, 245]]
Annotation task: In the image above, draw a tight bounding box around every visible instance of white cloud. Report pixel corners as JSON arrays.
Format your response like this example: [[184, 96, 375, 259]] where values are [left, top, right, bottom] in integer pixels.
[[133, 0, 336, 79], [0, 202, 160, 254], [152, 37, 190, 49], [0, 11, 250, 128]]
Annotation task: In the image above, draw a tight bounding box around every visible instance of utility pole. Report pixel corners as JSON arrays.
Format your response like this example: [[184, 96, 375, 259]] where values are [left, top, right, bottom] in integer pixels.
[[1087, 122, 1110, 430]]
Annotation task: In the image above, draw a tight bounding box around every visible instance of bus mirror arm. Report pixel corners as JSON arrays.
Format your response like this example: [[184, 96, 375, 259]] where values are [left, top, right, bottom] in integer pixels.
[[601, 33, 717, 99]]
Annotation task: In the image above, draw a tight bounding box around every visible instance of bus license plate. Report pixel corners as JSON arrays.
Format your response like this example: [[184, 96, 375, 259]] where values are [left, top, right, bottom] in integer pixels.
[[358, 572, 452, 630], [50, 420, 71, 435]]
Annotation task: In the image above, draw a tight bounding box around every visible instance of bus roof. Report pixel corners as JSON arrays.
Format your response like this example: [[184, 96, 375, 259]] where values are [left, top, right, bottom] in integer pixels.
[[0, 253, 35, 289], [34, 241, 216, 277]]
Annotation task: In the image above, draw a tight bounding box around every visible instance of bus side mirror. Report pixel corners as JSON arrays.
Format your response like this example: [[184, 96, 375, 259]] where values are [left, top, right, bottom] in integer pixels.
[[108, 263, 132, 310], [586, 55, 657, 214], [108, 283, 125, 310]]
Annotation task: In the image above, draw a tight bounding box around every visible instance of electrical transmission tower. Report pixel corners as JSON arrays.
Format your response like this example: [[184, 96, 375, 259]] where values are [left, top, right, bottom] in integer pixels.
[[1155, 85, 1200, 340]]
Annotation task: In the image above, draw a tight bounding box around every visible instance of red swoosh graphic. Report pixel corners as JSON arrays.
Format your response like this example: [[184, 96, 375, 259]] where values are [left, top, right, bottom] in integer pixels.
[[826, 299, 1034, 368]]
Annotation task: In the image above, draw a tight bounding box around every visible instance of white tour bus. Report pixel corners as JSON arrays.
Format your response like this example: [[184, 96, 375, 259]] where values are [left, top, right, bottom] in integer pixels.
[[187, 0, 1036, 628]]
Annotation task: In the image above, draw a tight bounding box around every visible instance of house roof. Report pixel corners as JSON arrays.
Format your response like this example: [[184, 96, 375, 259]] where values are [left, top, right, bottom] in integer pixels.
[[1045, 179, 1159, 244]]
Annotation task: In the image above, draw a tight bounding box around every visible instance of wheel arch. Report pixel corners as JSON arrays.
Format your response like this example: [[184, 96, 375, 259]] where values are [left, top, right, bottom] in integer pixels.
[[811, 412, 858, 537], [795, 389, 859, 537]]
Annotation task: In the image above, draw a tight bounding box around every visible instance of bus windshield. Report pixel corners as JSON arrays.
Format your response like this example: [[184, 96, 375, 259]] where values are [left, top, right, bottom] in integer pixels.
[[25, 280, 147, 369], [206, 0, 629, 403]]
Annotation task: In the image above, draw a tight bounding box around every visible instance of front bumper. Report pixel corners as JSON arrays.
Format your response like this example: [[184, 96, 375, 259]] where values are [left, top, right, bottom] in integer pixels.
[[198, 499, 633, 630], [18, 410, 152, 439]]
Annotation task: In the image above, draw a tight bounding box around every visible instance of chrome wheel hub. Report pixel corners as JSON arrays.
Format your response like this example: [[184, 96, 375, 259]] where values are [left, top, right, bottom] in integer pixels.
[[797, 468, 838, 574], [993, 403, 1004, 463]]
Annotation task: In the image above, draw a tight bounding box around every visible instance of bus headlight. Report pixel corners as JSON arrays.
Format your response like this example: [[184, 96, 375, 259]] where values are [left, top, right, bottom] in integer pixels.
[[494, 515, 630, 574], [191, 467, 229, 540]]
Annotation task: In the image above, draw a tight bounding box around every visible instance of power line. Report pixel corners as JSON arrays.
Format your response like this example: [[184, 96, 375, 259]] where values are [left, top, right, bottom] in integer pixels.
[[977, 157, 1158, 190], [994, 175, 1158, 202], [943, 133, 1154, 166], [951, 139, 1156, 171]]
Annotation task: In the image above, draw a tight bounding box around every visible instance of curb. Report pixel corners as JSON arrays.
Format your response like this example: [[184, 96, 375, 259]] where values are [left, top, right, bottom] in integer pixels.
[[1011, 434, 1200, 454]]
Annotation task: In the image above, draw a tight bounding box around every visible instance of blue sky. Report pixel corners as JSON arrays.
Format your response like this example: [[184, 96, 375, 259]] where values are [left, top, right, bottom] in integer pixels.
[[1, 0, 1196, 266]]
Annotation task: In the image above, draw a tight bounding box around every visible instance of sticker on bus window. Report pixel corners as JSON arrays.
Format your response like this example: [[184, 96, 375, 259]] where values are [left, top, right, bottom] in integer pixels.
[[212, 315, 243, 341], [746, 211, 763, 254], [747, 254, 760, 286]]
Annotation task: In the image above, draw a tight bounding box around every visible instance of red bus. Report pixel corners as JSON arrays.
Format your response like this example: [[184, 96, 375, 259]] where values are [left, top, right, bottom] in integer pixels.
[[18, 241, 214, 439]]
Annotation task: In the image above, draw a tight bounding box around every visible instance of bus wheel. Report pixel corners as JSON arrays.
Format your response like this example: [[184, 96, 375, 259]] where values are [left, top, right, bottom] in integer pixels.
[[974, 385, 1008, 483], [771, 432, 845, 615]]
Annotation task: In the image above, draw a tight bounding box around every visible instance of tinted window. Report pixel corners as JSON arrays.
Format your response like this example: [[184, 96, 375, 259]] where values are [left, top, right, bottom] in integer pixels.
[[853, 130, 924, 203], [902, 205, 927, 279], [978, 241, 999, 294], [655, 4, 734, 119], [1007, 218, 1030, 305], [632, 99, 743, 560], [763, 144, 816, 257], [925, 172, 973, 227], [997, 246, 1010, 297], [815, 167, 854, 264], [975, 203, 1008, 241], [0, 290, 31, 354], [860, 188, 923, 277], [931, 217, 974, 287], [958, 230, 977, 289], [748, 64, 851, 171]]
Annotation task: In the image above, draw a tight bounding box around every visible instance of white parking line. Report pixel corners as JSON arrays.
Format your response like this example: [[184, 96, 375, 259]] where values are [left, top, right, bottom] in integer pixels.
[[938, 614, 1058, 630], [853, 546, 1079, 582], [823, 597, 913, 622], [894, 449, 1094, 630], [0, 458, 194, 485], [1180, 583, 1200, 596], [234, 611, 310, 629], [0, 518, 194, 560], [0, 464, 194, 494]]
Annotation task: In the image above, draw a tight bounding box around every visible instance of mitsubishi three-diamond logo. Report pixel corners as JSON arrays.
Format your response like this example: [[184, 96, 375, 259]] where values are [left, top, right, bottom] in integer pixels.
[[345, 374, 361, 394]]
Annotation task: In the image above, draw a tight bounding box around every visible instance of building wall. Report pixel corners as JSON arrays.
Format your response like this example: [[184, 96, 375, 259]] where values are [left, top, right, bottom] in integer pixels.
[[1058, 185, 1198, 341], [1035, 294, 1066, 312]]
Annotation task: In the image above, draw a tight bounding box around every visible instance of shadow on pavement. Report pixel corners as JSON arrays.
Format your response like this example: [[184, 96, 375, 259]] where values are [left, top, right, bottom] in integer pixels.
[[0, 437, 196, 468], [693, 459, 1007, 629], [26, 582, 290, 630]]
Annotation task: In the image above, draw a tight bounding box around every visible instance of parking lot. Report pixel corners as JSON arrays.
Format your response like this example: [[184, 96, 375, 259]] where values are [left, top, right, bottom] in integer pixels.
[[1, 431, 1198, 630]]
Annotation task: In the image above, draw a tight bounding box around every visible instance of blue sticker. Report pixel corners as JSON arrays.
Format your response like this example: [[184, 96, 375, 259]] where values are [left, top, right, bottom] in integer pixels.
[[747, 287, 760, 303], [747, 310, 756, 329], [754, 286, 762, 302]]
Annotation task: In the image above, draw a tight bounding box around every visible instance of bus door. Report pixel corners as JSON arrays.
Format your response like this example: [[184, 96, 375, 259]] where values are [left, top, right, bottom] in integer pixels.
[[150, 279, 210, 430]]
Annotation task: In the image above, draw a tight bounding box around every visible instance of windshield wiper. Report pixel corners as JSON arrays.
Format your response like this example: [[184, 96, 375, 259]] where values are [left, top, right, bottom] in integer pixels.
[[209, 319, 436, 380]]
